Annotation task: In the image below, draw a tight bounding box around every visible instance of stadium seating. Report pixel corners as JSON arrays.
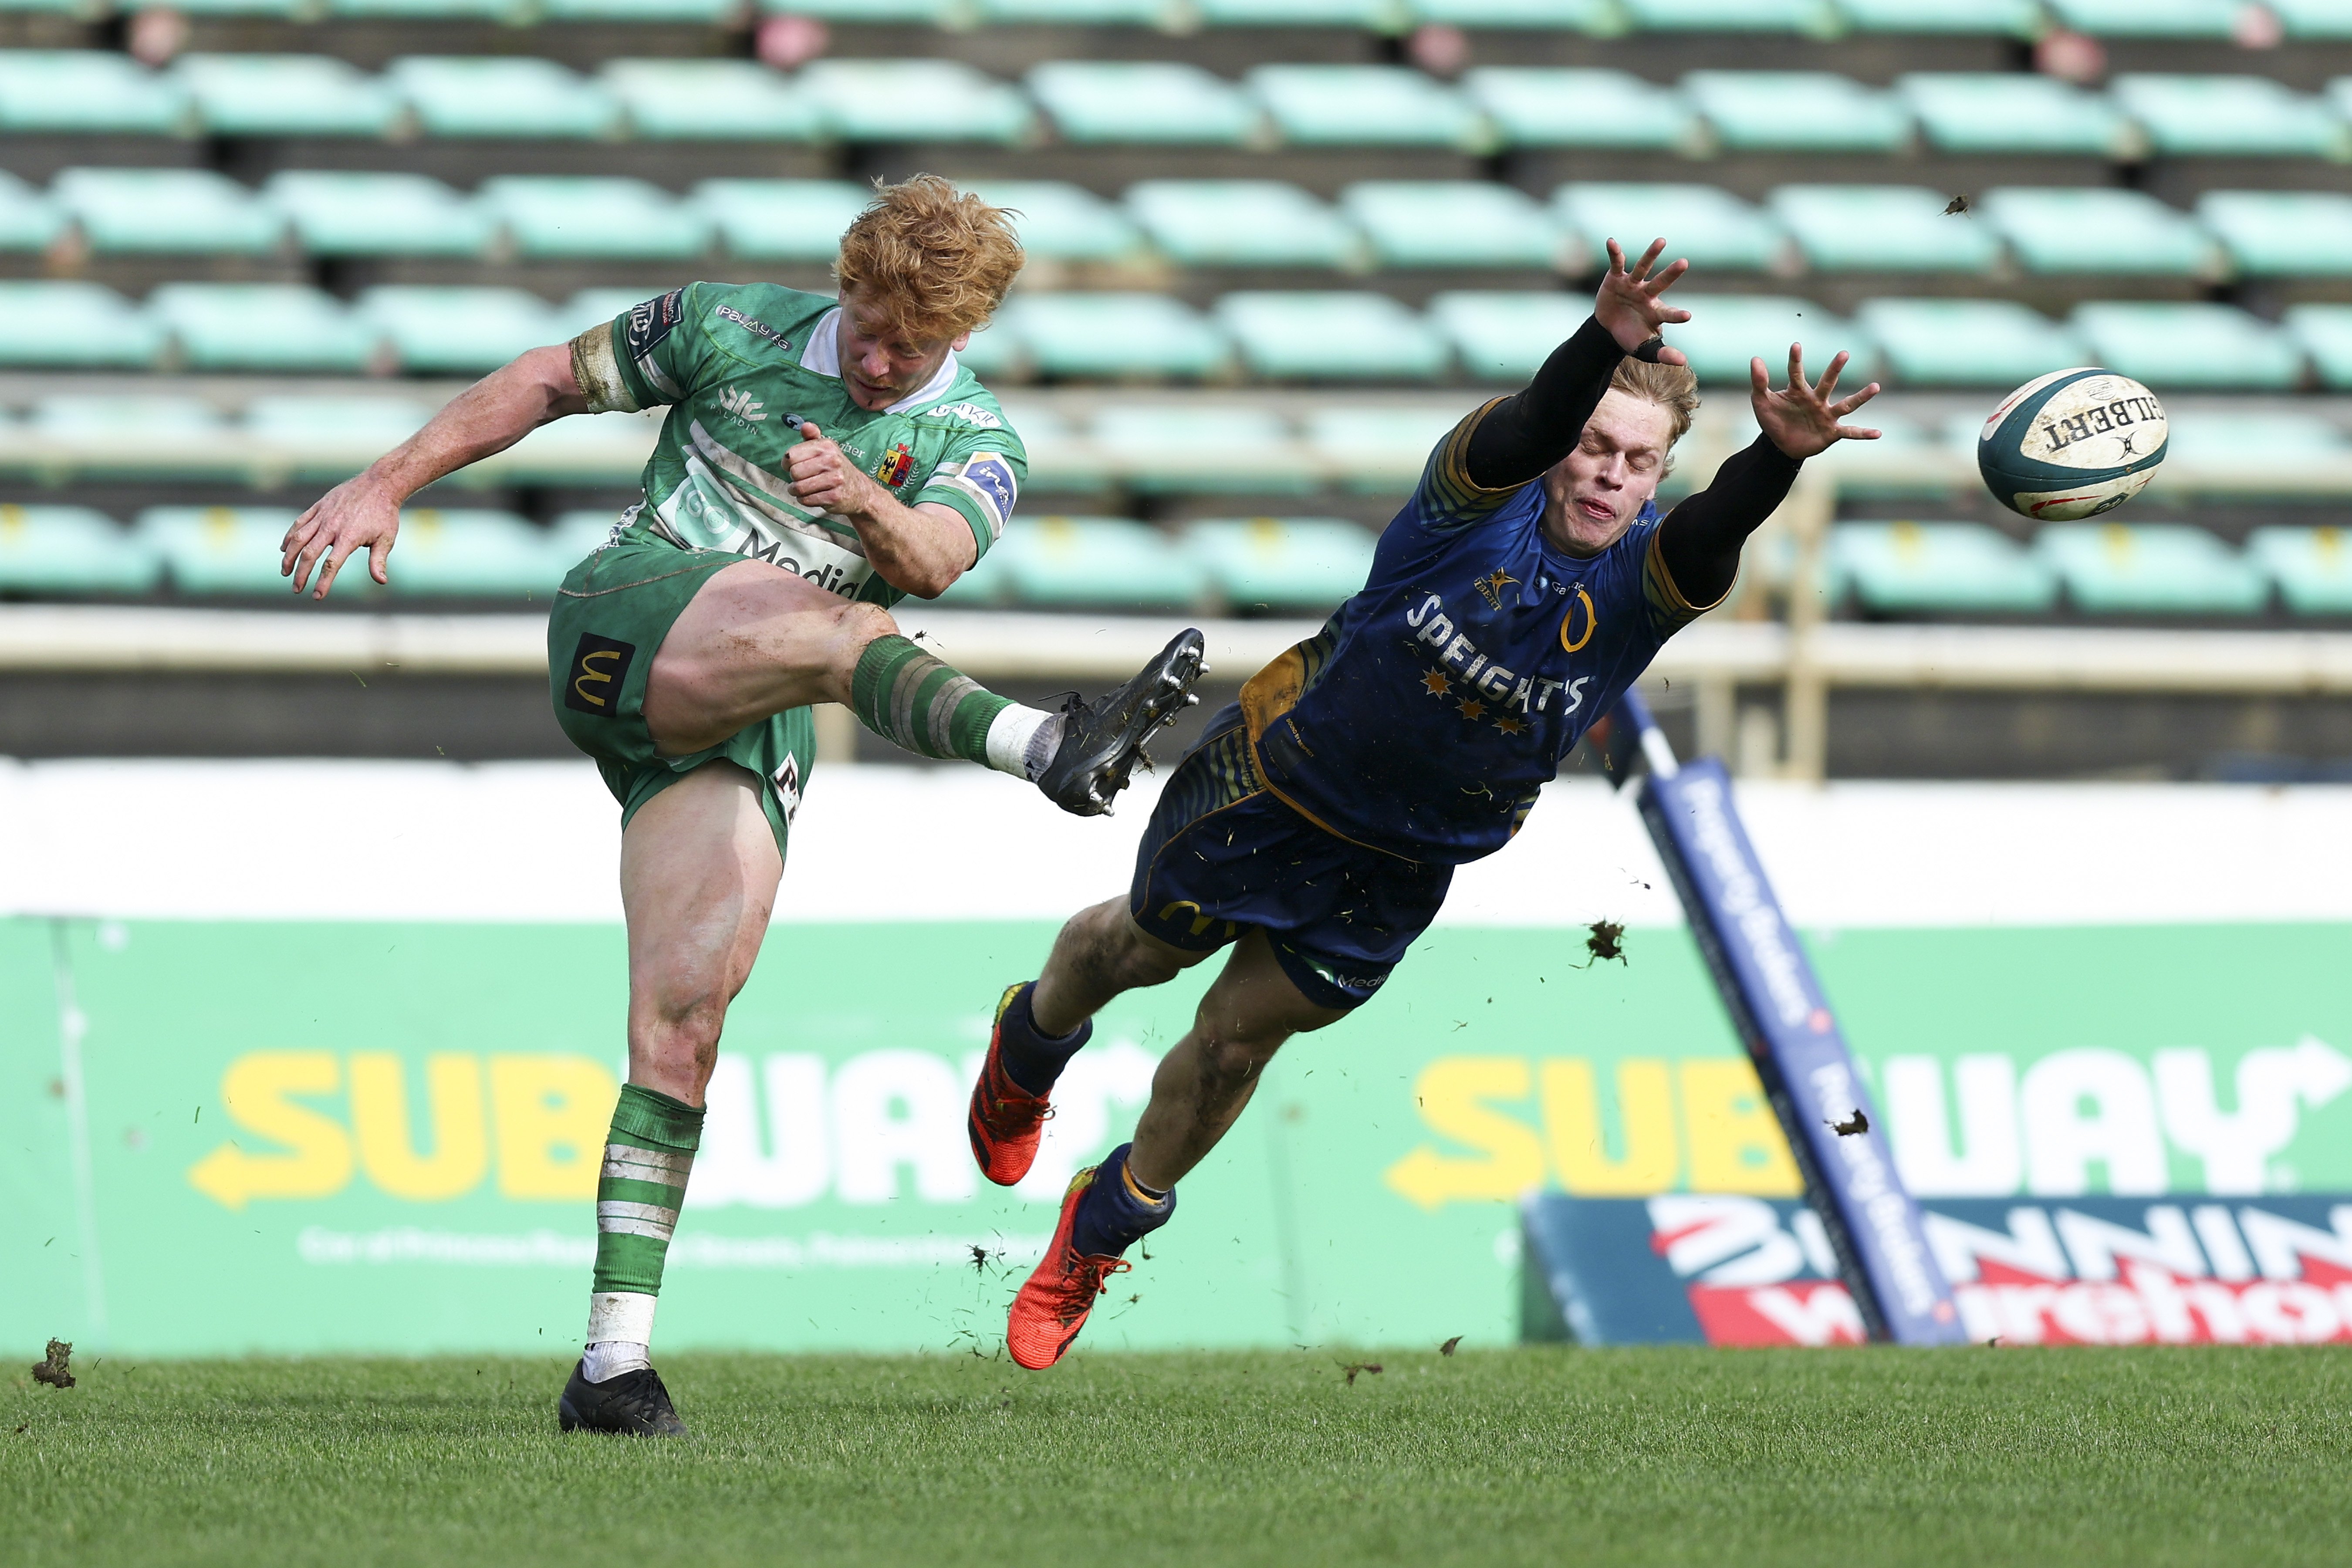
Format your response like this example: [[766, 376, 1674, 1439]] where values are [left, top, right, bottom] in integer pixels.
[[1301, 404, 1462, 491], [694, 179, 870, 262], [1245, 64, 1486, 150], [0, 51, 185, 134], [263, 172, 493, 258], [1553, 183, 1786, 272], [2037, 523, 2271, 615], [0, 505, 162, 596], [148, 283, 377, 372], [1427, 291, 1592, 382], [1855, 298, 2084, 386], [387, 508, 568, 598], [170, 53, 399, 138], [2284, 304, 2352, 389], [1681, 71, 1913, 152], [246, 396, 433, 478], [1893, 73, 2128, 156], [1977, 188, 2221, 277], [801, 59, 1034, 143], [2247, 526, 2352, 614], [1024, 61, 1262, 146], [2068, 303, 2306, 390], [136, 505, 305, 595], [598, 59, 822, 141], [1832, 520, 2058, 615], [1213, 291, 1451, 380], [1123, 181, 1362, 269], [2275, 0, 2352, 37], [1338, 181, 1565, 270], [481, 176, 710, 259], [356, 286, 563, 373], [959, 180, 1145, 263], [999, 292, 1231, 379], [1767, 186, 1999, 274], [1660, 294, 1862, 384], [1088, 404, 1313, 493], [54, 168, 282, 256], [2045, 0, 2238, 37], [1181, 516, 1376, 611], [988, 514, 1206, 608], [1837, 0, 2036, 32], [2197, 191, 2352, 277], [2108, 74, 2348, 159], [1459, 68, 1694, 150], [385, 57, 621, 139], [0, 174, 63, 253]]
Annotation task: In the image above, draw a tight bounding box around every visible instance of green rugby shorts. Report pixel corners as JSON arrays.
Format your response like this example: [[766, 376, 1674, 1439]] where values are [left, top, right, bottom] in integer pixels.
[[548, 529, 814, 859]]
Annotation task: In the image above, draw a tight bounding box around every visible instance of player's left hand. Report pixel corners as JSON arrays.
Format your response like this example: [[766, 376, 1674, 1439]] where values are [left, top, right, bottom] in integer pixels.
[[1751, 345, 1881, 460], [784, 421, 885, 517]]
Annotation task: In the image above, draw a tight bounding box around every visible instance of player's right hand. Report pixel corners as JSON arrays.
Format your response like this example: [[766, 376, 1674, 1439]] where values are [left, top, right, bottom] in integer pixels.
[[1594, 237, 1692, 364], [281, 476, 402, 599]]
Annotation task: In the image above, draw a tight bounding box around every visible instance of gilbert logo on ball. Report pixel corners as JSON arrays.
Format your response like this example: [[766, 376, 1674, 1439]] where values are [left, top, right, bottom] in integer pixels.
[[1977, 368, 2169, 520]]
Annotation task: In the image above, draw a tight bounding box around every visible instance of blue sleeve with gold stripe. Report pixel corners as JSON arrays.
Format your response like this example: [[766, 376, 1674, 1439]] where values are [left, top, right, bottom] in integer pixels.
[[1410, 398, 1534, 534]]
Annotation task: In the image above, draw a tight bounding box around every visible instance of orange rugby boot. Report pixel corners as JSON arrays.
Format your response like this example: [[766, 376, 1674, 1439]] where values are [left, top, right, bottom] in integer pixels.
[[1006, 1164, 1131, 1370], [968, 983, 1055, 1186]]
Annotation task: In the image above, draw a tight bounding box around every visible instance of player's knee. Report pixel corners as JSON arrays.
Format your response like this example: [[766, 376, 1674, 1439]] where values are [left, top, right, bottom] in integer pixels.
[[1189, 1014, 1288, 1079], [833, 600, 897, 656], [634, 988, 728, 1084]]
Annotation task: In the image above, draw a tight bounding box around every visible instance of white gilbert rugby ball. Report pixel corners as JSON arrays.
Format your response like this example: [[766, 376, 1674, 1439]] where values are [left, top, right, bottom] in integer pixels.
[[1977, 368, 2168, 521]]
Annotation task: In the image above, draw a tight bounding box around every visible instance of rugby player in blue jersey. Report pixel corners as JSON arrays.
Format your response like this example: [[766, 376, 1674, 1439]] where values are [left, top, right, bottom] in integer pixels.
[[965, 237, 1885, 1368]]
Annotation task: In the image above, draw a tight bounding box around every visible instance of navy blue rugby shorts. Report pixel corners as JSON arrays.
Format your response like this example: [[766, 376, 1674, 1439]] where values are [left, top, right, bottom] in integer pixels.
[[1127, 703, 1451, 1012]]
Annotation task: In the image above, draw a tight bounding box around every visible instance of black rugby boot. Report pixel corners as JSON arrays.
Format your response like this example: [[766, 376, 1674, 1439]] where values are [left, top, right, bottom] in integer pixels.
[[558, 1360, 689, 1437], [1036, 628, 1206, 817]]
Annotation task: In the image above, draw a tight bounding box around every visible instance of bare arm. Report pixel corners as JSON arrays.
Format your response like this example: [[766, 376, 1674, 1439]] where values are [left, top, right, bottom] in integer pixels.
[[781, 419, 976, 599], [279, 343, 588, 598]]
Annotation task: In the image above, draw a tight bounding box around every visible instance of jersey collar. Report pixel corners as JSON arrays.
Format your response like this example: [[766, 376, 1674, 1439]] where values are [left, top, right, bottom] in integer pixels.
[[800, 306, 961, 414]]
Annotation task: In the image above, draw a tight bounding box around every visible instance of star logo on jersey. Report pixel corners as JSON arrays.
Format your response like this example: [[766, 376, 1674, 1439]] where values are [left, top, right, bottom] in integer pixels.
[[1421, 670, 1451, 696], [1457, 697, 1487, 721], [1473, 568, 1519, 610], [873, 443, 914, 488], [718, 386, 766, 424], [1494, 714, 1526, 737]]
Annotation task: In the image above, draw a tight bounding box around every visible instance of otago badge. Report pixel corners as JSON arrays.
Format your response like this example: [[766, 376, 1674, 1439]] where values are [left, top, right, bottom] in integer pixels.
[[874, 443, 914, 488]]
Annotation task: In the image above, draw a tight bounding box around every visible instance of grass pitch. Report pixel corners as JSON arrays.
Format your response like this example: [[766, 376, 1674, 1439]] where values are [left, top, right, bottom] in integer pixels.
[[5, 1347, 2349, 1567]]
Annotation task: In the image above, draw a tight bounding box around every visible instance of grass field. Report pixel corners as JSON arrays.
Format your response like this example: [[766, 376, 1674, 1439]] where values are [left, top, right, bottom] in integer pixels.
[[5, 1347, 2349, 1567]]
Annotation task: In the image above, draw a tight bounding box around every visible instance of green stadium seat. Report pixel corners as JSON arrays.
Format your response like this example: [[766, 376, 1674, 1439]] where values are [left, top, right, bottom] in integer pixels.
[[1303, 403, 1467, 491], [1553, 182, 1787, 271], [246, 395, 432, 477], [2162, 413, 2343, 496], [0, 505, 161, 596], [170, 54, 398, 137], [991, 515, 1206, 610], [2069, 302, 2305, 389], [2198, 192, 2352, 277], [1407, 0, 1614, 23], [2045, 0, 2238, 36], [1192, 0, 1389, 20], [148, 283, 376, 372], [1245, 64, 1485, 150], [1461, 68, 1693, 150], [930, 533, 1016, 605], [1182, 516, 1375, 611], [264, 171, 491, 258], [386, 57, 619, 140], [1832, 520, 2057, 614], [0, 281, 161, 367], [358, 285, 560, 374], [801, 60, 1034, 145], [1624, 0, 1827, 28], [388, 508, 564, 598], [2275, 0, 2352, 36], [1895, 73, 2127, 155], [1835, 0, 2037, 31], [0, 51, 187, 133], [2037, 523, 2268, 615], [2284, 303, 2352, 388], [1427, 291, 1592, 381], [599, 60, 820, 140], [1215, 291, 1450, 380], [2111, 74, 2346, 158], [136, 505, 304, 595], [481, 176, 710, 260], [695, 178, 868, 261], [1853, 298, 2085, 386], [327, 0, 516, 19], [549, 510, 624, 561], [958, 180, 1144, 263], [1124, 180, 1362, 268], [546, 0, 733, 18], [1681, 71, 1912, 152], [554, 287, 691, 341], [1089, 404, 1312, 493], [53, 167, 282, 255], [1768, 184, 1998, 272], [124, 0, 298, 16], [1658, 294, 1865, 384], [1003, 292, 1231, 379], [2248, 526, 2352, 613], [1024, 61, 1261, 146], [0, 172, 63, 253], [1338, 181, 1565, 270], [973, 0, 1169, 19], [756, 0, 938, 16], [1979, 188, 2219, 277]]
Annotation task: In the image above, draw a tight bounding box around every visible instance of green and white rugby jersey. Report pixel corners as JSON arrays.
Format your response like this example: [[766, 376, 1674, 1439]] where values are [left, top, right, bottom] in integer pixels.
[[571, 282, 1027, 608]]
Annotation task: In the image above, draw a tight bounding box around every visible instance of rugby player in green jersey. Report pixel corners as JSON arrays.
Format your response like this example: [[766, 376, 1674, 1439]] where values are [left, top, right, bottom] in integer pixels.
[[280, 177, 1204, 1436]]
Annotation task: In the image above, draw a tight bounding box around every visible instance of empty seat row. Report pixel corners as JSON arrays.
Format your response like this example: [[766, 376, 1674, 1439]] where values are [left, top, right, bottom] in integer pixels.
[[17, 167, 2352, 289], [1835, 520, 2352, 618], [0, 503, 1379, 612], [15, 52, 2352, 161]]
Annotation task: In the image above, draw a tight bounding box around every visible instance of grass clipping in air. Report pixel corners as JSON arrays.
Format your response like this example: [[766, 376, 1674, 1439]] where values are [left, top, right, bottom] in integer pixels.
[[6, 1347, 2350, 1567]]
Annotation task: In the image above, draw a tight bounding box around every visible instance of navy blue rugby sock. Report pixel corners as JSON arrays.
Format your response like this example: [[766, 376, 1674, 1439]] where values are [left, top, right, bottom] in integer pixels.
[[1071, 1142, 1174, 1259], [997, 980, 1092, 1096]]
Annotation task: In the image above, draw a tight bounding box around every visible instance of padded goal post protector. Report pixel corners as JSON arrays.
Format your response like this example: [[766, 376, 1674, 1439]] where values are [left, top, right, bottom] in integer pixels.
[[1591, 691, 1969, 1345]]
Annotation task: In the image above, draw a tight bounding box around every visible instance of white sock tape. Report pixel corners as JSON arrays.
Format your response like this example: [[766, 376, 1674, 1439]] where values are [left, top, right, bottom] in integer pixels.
[[586, 1291, 658, 1345], [984, 704, 1053, 780]]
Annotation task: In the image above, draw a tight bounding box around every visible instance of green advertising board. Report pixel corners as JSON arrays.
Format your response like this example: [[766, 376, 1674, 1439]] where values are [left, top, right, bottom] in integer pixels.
[[6, 916, 2350, 1357]]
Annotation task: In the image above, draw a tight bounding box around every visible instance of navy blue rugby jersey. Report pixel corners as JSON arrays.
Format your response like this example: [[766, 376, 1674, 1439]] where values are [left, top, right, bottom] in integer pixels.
[[1236, 399, 1721, 866]]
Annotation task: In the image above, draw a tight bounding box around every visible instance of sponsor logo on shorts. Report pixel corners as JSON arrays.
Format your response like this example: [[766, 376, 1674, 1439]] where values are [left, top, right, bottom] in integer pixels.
[[562, 633, 636, 716], [714, 304, 791, 352], [771, 753, 803, 825]]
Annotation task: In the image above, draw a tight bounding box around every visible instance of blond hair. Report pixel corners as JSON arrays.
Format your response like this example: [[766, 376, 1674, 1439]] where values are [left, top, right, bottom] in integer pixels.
[[1609, 358, 1701, 465], [833, 174, 1024, 342]]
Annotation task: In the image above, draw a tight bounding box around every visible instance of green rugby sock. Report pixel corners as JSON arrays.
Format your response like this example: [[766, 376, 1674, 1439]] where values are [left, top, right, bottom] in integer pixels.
[[585, 1083, 703, 1375], [851, 634, 1051, 778]]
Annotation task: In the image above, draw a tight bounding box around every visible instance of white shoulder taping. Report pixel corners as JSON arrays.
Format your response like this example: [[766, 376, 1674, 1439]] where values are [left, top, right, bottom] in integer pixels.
[[570, 328, 641, 415]]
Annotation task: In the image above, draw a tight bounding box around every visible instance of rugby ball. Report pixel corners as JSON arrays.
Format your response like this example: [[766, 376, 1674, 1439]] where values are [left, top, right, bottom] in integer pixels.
[[1977, 368, 2168, 521]]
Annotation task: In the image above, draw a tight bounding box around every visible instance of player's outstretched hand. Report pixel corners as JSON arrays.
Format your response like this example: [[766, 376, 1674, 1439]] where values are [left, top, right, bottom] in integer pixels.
[[1594, 237, 1691, 362], [786, 420, 886, 519], [1751, 344, 1881, 461], [281, 476, 401, 599]]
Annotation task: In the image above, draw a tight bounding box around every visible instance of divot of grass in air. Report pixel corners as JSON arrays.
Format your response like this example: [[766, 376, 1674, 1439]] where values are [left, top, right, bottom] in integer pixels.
[[4, 1347, 2350, 1568]]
